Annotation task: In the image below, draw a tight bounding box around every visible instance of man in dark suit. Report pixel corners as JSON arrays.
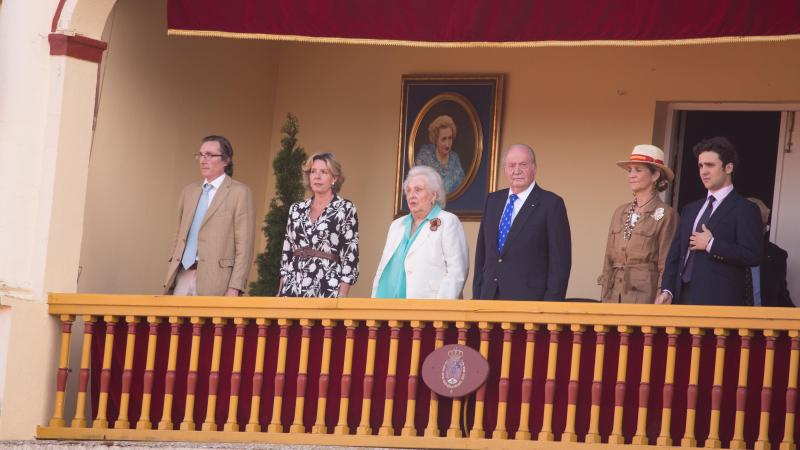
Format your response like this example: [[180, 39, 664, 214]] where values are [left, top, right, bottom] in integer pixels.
[[473, 144, 571, 300], [657, 137, 763, 306], [746, 198, 793, 307]]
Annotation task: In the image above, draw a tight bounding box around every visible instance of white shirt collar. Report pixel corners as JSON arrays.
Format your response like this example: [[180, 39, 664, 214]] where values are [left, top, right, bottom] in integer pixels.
[[707, 183, 734, 206], [204, 173, 226, 190], [508, 180, 536, 203]]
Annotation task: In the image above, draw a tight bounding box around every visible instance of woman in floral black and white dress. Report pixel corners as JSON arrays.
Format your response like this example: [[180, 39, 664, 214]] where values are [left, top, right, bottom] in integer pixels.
[[279, 153, 359, 297]]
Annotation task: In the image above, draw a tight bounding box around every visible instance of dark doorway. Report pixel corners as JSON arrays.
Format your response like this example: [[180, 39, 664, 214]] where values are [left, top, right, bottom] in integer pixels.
[[674, 111, 781, 212]]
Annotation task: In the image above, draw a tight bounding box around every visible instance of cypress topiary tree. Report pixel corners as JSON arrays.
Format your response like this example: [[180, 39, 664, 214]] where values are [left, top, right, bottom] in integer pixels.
[[250, 113, 306, 296]]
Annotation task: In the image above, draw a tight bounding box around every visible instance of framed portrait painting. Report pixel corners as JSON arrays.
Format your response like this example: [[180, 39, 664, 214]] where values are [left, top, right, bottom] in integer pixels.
[[394, 74, 504, 221]]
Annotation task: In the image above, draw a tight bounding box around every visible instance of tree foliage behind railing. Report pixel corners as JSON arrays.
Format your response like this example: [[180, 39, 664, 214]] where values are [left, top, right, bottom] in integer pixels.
[[250, 113, 306, 296]]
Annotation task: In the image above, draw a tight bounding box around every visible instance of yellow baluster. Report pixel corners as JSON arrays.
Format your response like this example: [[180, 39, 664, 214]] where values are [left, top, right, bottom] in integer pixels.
[[115, 316, 139, 429], [780, 330, 800, 450], [657, 327, 680, 446], [357, 320, 381, 435], [447, 321, 468, 438], [202, 317, 225, 432], [493, 322, 514, 439], [225, 318, 248, 432], [312, 319, 335, 434], [401, 320, 424, 437], [755, 330, 778, 450], [93, 315, 118, 429], [379, 320, 402, 436], [563, 324, 586, 442], [180, 316, 202, 431], [49, 314, 74, 427], [705, 328, 728, 449], [632, 326, 654, 445], [730, 329, 753, 449], [424, 321, 446, 437], [470, 322, 492, 439], [334, 319, 357, 435], [71, 315, 95, 429], [245, 318, 270, 432], [157, 316, 181, 431], [136, 316, 160, 430], [608, 325, 631, 445], [585, 325, 608, 444], [538, 323, 562, 441], [268, 318, 292, 433], [682, 327, 704, 447], [516, 323, 538, 441], [290, 319, 315, 433]]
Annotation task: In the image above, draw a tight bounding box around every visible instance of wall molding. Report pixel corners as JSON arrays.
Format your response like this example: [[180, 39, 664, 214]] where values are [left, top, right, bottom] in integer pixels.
[[48, 33, 108, 63]]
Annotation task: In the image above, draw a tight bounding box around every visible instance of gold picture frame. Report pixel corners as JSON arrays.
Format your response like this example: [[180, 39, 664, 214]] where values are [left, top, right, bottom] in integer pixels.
[[394, 74, 504, 221]]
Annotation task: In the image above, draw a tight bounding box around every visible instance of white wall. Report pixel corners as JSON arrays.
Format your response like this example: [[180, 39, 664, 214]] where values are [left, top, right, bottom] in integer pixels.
[[0, 0, 60, 299]]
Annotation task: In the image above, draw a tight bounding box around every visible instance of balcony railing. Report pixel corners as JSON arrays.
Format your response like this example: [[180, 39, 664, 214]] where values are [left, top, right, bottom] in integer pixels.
[[36, 293, 800, 449]]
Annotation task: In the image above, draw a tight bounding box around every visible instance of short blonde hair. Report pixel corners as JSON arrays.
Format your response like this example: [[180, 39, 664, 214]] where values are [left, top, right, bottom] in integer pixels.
[[403, 165, 447, 209], [428, 115, 457, 144], [302, 152, 345, 194]]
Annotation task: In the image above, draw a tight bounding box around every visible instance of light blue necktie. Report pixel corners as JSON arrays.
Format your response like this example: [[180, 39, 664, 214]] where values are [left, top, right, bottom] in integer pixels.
[[497, 193, 518, 252], [181, 183, 213, 269], [752, 266, 762, 306]]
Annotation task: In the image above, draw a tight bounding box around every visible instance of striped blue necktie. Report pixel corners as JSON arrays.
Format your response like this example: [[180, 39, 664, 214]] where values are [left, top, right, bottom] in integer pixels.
[[497, 193, 518, 252], [181, 183, 213, 269]]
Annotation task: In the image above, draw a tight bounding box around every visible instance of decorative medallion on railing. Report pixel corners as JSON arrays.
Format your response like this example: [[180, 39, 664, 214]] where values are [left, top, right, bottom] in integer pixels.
[[422, 344, 488, 398]]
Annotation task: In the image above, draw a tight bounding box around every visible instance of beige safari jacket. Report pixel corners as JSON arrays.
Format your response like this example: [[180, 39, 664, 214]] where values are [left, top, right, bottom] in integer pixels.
[[598, 198, 677, 303]]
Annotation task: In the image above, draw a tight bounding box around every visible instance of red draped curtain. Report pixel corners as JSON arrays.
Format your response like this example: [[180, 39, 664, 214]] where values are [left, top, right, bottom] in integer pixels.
[[167, 0, 800, 46]]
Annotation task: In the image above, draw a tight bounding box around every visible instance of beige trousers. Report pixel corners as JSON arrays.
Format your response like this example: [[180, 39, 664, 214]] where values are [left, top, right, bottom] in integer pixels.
[[172, 268, 198, 296]]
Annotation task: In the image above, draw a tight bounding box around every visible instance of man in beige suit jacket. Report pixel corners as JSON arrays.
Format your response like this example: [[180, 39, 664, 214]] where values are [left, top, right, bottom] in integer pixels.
[[164, 135, 256, 296]]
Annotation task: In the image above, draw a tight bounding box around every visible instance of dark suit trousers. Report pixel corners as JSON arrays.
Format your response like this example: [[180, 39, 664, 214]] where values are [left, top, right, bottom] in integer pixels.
[[679, 282, 692, 305]]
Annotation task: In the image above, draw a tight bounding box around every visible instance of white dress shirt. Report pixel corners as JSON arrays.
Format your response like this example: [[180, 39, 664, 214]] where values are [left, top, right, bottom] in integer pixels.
[[503, 181, 536, 226], [204, 173, 226, 204], [692, 184, 734, 252]]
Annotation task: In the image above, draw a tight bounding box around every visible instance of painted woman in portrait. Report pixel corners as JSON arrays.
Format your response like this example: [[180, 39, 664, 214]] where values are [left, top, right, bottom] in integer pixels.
[[414, 115, 465, 194]]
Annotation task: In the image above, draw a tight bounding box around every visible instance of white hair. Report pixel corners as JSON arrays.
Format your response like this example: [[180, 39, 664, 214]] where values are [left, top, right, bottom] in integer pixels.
[[502, 143, 537, 166], [404, 165, 447, 208]]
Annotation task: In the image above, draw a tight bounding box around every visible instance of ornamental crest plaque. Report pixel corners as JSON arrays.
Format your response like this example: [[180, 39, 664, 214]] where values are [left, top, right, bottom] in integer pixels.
[[442, 348, 465, 389], [421, 343, 489, 398]]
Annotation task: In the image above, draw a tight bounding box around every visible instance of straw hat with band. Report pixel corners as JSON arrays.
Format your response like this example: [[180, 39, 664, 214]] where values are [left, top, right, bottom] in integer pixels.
[[616, 144, 674, 182]]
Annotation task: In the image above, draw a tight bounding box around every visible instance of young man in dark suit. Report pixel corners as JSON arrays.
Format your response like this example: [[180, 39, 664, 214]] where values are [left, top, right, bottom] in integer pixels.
[[657, 137, 763, 306], [473, 144, 572, 301]]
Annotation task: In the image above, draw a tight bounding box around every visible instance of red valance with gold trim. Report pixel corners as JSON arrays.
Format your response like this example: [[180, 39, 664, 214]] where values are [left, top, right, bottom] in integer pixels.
[[167, 0, 800, 47]]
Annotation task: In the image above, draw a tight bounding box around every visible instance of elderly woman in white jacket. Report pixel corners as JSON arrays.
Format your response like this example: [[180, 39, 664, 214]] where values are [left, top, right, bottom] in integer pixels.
[[372, 166, 469, 299]]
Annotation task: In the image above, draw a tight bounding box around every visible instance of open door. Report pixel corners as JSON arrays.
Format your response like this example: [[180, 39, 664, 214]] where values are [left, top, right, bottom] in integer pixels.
[[668, 106, 799, 306], [773, 112, 800, 305]]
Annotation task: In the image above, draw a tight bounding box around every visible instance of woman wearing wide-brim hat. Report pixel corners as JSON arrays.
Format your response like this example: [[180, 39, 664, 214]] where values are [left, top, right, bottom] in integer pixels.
[[598, 145, 678, 304]]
